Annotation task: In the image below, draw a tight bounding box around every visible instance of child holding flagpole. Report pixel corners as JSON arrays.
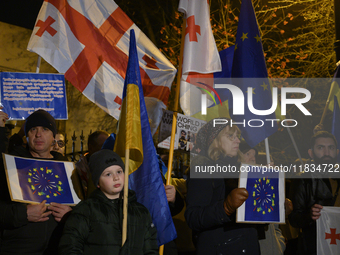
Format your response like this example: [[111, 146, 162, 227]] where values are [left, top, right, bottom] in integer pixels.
[[58, 149, 158, 254]]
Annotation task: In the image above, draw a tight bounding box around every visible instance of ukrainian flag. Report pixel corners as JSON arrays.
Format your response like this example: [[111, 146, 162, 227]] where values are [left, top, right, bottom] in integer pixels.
[[327, 65, 340, 112], [114, 29, 177, 246]]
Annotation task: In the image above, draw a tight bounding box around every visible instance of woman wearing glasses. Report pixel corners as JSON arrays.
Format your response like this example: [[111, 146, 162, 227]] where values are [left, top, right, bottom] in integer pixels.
[[185, 118, 260, 255]]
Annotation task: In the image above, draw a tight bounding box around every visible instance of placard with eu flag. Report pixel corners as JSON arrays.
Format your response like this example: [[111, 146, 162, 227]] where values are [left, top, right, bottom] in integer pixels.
[[237, 164, 285, 223], [3, 154, 80, 205]]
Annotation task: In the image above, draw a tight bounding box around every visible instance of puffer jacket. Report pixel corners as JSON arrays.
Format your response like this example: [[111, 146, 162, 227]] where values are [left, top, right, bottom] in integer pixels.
[[58, 188, 158, 255], [288, 177, 335, 255]]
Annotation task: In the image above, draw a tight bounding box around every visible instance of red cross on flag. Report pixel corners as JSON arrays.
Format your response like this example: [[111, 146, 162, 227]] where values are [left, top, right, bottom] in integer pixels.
[[317, 206, 340, 255], [27, 0, 176, 134], [178, 0, 221, 116]]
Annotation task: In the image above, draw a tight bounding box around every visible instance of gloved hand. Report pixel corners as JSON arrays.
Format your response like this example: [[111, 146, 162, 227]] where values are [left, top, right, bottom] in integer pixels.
[[223, 188, 249, 216]]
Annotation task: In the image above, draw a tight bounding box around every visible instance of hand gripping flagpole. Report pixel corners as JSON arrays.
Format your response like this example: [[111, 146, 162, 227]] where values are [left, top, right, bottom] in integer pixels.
[[159, 18, 186, 255]]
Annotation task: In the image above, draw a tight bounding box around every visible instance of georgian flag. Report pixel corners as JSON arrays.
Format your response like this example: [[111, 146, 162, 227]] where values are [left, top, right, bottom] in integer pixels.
[[178, 0, 222, 116], [317, 206, 340, 255], [27, 0, 176, 134]]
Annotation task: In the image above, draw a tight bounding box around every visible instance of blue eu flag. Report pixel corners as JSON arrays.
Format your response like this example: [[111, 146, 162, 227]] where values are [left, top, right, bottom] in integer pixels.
[[230, 0, 277, 147]]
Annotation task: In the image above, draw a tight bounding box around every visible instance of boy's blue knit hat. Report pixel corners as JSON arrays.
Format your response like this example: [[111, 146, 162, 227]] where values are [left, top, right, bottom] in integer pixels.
[[89, 149, 125, 186]]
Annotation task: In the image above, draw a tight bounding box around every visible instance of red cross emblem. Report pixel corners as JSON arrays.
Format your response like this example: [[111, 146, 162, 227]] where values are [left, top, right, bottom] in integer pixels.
[[35, 16, 57, 37], [143, 55, 159, 69], [185, 15, 201, 42], [35, 0, 170, 106], [325, 228, 340, 245]]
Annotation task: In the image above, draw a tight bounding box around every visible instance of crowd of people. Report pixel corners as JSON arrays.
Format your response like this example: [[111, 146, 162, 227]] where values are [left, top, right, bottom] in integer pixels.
[[0, 108, 338, 255]]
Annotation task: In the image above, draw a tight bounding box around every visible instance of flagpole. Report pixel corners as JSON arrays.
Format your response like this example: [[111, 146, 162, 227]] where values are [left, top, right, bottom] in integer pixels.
[[320, 63, 340, 125], [264, 138, 271, 165], [166, 19, 186, 184], [319, 98, 331, 125], [36, 56, 41, 73], [122, 149, 130, 246], [286, 127, 304, 166], [160, 18, 186, 255]]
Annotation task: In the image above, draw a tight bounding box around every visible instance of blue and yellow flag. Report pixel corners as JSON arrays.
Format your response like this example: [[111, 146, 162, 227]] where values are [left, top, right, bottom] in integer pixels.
[[327, 65, 340, 112], [114, 29, 177, 246], [230, 0, 278, 147]]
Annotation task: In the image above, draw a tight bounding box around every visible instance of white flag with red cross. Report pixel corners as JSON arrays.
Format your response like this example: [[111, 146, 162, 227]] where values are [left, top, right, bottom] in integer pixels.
[[178, 0, 222, 116], [27, 0, 176, 134], [317, 206, 340, 255]]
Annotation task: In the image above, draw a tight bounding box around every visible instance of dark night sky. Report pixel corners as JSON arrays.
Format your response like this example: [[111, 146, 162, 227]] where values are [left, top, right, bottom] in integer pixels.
[[0, 0, 44, 30]]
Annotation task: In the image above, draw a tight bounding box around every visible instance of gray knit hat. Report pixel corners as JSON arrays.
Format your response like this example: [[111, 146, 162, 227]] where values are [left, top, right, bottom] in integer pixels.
[[196, 118, 230, 154], [89, 149, 125, 186]]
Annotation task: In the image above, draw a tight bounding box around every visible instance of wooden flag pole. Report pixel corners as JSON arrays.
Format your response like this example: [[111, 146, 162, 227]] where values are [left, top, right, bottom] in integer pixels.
[[122, 149, 130, 246], [159, 18, 186, 255], [319, 97, 331, 125], [166, 18, 187, 185]]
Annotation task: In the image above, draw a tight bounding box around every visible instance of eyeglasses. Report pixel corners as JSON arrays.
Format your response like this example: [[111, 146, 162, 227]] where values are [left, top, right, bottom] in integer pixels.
[[226, 133, 241, 141], [55, 140, 65, 148]]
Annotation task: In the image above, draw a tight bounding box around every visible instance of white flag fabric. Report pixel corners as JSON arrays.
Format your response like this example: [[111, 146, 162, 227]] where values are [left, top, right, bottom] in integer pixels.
[[27, 0, 176, 134], [317, 206, 340, 255], [178, 0, 221, 116], [178, 0, 221, 74]]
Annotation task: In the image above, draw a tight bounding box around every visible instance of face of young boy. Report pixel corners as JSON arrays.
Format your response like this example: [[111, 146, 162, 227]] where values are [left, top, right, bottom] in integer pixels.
[[98, 165, 124, 199]]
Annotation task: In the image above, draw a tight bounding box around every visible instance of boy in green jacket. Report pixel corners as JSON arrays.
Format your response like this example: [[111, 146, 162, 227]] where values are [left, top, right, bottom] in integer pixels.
[[59, 149, 158, 254]]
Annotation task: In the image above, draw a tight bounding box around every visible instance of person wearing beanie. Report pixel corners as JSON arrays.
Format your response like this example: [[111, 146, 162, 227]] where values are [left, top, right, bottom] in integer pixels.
[[185, 118, 261, 255], [59, 150, 158, 255], [0, 108, 72, 255]]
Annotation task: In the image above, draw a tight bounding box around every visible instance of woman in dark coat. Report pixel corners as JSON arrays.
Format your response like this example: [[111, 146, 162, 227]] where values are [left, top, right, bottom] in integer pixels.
[[185, 118, 260, 255]]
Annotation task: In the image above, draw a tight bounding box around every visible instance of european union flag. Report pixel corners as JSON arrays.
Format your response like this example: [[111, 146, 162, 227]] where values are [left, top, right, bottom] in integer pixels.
[[3, 154, 79, 205], [16, 158, 74, 204], [245, 173, 279, 222], [230, 0, 277, 147], [331, 96, 340, 163], [237, 164, 285, 223]]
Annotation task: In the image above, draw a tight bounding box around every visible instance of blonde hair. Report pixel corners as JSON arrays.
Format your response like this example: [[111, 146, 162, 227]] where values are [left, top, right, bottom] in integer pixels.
[[208, 125, 241, 161]]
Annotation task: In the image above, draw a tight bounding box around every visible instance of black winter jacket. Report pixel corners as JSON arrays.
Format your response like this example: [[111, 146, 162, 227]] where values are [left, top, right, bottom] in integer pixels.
[[0, 127, 68, 255], [58, 188, 158, 255], [288, 177, 335, 255], [185, 154, 260, 255]]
